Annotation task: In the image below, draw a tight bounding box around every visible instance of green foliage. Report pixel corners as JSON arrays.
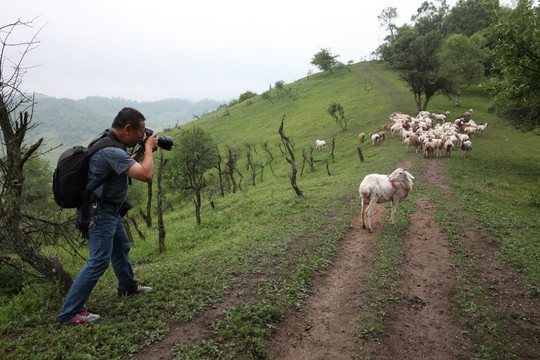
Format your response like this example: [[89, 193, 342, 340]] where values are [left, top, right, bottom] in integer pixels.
[[378, 6, 398, 39], [411, 0, 450, 35], [487, 0, 540, 131], [445, 0, 499, 36], [166, 127, 217, 183], [310, 48, 340, 73], [438, 33, 488, 94], [327, 101, 348, 131], [238, 91, 258, 103]]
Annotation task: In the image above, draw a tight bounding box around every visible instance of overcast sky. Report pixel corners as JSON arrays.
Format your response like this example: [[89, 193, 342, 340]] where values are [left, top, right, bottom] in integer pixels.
[[3, 0, 462, 103]]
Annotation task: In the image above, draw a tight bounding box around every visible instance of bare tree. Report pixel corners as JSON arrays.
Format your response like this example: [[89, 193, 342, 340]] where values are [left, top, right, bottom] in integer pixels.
[[278, 115, 303, 197], [0, 20, 73, 292]]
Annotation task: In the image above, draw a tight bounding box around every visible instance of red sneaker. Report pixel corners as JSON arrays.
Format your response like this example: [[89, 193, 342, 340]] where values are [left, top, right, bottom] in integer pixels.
[[66, 311, 100, 324], [133, 285, 152, 294]]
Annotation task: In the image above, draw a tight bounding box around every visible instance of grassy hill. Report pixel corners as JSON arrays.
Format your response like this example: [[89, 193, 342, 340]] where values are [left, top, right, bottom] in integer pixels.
[[1, 61, 539, 359]]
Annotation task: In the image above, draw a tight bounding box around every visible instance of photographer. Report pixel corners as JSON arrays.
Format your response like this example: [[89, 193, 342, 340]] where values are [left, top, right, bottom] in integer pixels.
[[59, 107, 158, 325]]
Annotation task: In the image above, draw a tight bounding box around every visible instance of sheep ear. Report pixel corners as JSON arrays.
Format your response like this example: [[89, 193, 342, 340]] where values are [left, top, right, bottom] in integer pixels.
[[405, 170, 415, 180]]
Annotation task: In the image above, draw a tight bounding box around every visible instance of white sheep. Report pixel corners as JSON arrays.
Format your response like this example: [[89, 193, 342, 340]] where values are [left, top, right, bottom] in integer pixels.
[[477, 123, 488, 135], [315, 139, 326, 150], [370, 133, 380, 146], [423, 139, 436, 158], [358, 132, 366, 143], [444, 138, 454, 157], [359, 168, 415, 232], [460, 140, 472, 157]]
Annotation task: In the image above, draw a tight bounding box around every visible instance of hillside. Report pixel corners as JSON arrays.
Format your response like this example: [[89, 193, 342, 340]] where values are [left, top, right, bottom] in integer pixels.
[[1, 61, 539, 360], [27, 95, 223, 164]]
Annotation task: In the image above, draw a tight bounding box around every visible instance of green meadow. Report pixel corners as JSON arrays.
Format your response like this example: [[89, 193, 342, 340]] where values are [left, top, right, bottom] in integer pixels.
[[1, 62, 538, 359]]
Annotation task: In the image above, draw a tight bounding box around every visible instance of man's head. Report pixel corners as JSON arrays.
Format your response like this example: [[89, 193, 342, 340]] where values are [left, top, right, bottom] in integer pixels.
[[111, 107, 146, 147]]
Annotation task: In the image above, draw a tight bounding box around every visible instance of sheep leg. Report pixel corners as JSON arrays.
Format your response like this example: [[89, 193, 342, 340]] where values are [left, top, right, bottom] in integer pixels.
[[390, 199, 399, 225], [361, 197, 366, 229], [365, 196, 377, 232]]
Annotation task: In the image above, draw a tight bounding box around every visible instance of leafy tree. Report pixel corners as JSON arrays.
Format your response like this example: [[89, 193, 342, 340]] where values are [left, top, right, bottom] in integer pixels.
[[378, 7, 398, 40], [438, 33, 488, 105], [238, 91, 257, 103], [487, 0, 540, 131], [274, 80, 286, 94], [327, 102, 349, 131], [411, 0, 450, 35], [166, 127, 217, 224], [387, 27, 450, 111], [445, 0, 499, 36], [378, 0, 465, 111], [311, 48, 340, 74]]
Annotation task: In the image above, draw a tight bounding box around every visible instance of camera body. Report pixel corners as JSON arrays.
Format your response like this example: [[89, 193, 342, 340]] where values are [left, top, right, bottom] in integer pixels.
[[141, 128, 173, 151]]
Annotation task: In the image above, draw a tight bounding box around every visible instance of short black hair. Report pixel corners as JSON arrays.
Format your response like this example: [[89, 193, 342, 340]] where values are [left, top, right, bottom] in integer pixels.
[[111, 107, 146, 130]]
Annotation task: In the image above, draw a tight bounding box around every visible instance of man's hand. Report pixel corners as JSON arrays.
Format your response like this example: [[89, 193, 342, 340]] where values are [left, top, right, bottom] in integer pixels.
[[145, 132, 159, 153]]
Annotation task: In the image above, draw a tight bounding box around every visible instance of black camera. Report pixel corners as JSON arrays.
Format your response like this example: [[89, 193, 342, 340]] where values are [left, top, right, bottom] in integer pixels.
[[140, 128, 174, 151]]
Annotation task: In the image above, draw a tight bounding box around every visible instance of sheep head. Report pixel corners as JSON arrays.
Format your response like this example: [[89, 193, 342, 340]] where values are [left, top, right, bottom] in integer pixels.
[[388, 168, 414, 184]]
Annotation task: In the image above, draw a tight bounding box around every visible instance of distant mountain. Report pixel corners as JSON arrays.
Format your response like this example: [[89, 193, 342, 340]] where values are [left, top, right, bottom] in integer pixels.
[[27, 95, 224, 164]]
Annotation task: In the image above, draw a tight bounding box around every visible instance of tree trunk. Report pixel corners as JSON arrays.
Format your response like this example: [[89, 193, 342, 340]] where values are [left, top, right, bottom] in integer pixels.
[[194, 190, 202, 225], [278, 115, 303, 197], [454, 88, 461, 106], [145, 181, 152, 227], [129, 215, 145, 240], [157, 151, 166, 252]]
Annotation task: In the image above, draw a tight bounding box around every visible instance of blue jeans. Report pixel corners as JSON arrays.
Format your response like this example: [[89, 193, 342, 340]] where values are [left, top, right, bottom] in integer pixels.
[[58, 202, 138, 323]]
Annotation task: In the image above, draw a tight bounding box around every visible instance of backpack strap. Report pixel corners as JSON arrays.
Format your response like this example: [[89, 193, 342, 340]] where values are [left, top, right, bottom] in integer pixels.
[[78, 133, 126, 238]]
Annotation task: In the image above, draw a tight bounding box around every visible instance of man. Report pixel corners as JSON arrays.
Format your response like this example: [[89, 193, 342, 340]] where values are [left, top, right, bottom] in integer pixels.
[[58, 107, 158, 324]]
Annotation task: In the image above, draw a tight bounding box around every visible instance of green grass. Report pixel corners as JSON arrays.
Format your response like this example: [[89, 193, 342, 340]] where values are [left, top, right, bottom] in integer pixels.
[[1, 62, 539, 359]]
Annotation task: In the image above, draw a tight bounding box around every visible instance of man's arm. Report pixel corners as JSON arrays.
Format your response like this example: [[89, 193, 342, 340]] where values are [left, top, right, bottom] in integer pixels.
[[125, 134, 158, 182]]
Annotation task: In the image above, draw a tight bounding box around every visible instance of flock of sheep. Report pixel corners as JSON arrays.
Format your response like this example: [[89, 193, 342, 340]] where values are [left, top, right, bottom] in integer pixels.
[[358, 109, 487, 159], [318, 108, 487, 232]]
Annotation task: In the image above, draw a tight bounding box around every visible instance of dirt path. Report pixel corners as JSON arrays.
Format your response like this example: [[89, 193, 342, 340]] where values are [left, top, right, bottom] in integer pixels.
[[267, 157, 461, 359]]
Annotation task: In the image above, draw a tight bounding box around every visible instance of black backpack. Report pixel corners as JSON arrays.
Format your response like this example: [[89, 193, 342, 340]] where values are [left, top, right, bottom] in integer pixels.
[[53, 133, 125, 208]]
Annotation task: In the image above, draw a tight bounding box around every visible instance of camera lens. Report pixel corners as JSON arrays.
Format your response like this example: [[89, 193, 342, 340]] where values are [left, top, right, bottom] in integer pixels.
[[157, 136, 174, 151]]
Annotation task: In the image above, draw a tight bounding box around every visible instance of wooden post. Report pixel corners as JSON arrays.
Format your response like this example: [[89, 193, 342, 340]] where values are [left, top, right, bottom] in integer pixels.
[[357, 147, 364, 162]]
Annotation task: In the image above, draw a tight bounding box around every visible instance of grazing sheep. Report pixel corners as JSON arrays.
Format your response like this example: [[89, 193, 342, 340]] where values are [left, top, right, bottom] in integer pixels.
[[460, 140, 472, 157], [378, 131, 386, 141], [444, 138, 455, 157], [461, 108, 474, 120], [390, 123, 403, 137], [423, 139, 436, 158], [359, 168, 415, 232], [464, 125, 478, 137], [315, 139, 326, 150], [358, 132, 366, 143], [477, 123, 488, 135], [404, 136, 422, 153], [370, 133, 380, 146], [457, 133, 470, 146]]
